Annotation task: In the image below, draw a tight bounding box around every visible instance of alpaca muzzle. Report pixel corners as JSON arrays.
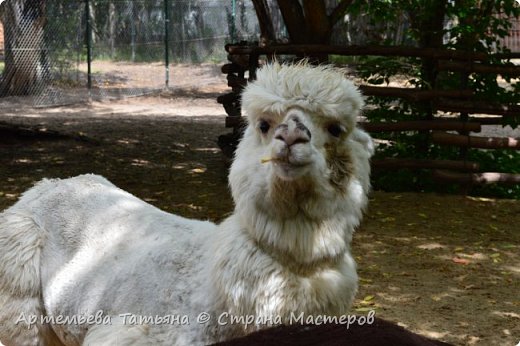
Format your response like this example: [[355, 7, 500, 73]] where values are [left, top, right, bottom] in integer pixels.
[[268, 113, 314, 180], [274, 114, 311, 148]]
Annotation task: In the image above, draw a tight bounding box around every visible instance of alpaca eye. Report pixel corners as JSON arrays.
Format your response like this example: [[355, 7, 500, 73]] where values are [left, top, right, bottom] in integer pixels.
[[327, 124, 343, 137], [259, 120, 270, 134]]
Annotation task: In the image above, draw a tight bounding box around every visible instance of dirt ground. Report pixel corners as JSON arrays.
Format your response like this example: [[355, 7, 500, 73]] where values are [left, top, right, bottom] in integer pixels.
[[0, 73, 519, 345]]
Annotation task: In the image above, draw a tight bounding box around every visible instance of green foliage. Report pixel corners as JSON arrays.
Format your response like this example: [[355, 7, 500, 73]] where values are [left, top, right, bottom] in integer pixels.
[[349, 0, 520, 198]]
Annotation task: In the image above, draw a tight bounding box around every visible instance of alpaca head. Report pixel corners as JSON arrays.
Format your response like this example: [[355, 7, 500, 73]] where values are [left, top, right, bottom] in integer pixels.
[[229, 62, 372, 260]]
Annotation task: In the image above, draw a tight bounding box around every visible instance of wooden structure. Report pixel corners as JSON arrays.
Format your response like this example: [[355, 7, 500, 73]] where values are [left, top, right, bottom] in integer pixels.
[[217, 43, 520, 188]]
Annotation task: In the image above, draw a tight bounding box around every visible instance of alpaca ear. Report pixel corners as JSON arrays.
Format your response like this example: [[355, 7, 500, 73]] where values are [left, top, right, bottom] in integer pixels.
[[351, 128, 374, 157]]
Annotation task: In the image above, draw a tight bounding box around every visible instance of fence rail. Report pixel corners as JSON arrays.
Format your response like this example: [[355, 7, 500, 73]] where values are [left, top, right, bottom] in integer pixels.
[[217, 43, 520, 189]]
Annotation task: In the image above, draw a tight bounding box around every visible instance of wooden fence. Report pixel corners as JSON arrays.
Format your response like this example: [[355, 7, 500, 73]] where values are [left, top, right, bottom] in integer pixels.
[[217, 43, 520, 188]]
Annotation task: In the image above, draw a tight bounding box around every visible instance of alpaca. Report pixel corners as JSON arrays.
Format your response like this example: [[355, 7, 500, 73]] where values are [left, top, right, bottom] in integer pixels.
[[0, 62, 372, 345]]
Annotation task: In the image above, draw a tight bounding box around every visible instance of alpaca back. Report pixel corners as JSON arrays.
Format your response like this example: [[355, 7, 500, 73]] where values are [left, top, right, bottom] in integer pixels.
[[0, 174, 217, 345], [0, 179, 66, 345]]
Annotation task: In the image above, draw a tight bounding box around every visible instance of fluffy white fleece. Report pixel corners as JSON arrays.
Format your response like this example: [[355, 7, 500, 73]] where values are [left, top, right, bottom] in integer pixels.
[[0, 62, 372, 346]]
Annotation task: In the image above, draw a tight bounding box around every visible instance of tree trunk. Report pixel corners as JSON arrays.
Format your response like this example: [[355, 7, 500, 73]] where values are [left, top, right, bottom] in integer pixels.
[[0, 0, 46, 96], [108, 0, 116, 58], [251, 0, 355, 58], [302, 0, 330, 43], [276, 0, 308, 44]]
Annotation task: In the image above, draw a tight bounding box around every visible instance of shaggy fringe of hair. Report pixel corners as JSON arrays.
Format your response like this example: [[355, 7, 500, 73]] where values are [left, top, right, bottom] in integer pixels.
[[242, 61, 364, 134]]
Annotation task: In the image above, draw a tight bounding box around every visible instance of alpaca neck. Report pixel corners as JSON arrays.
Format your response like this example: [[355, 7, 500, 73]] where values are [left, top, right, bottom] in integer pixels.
[[231, 170, 361, 265], [238, 191, 350, 271], [250, 233, 345, 275]]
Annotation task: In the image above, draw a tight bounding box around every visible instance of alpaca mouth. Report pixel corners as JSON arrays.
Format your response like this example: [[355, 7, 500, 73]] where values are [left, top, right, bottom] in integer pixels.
[[262, 153, 310, 167], [274, 158, 309, 168], [269, 155, 312, 180]]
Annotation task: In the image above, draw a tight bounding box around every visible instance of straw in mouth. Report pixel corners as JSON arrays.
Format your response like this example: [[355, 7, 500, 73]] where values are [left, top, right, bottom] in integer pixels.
[[261, 157, 280, 164]]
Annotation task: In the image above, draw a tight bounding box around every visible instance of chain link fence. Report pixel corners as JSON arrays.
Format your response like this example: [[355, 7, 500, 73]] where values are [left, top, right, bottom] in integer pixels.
[[0, 0, 264, 107]]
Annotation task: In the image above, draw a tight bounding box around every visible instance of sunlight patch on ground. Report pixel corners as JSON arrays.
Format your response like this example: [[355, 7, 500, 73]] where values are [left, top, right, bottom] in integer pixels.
[[14, 158, 36, 164], [415, 322, 450, 341], [430, 292, 455, 302], [190, 167, 207, 174], [417, 242, 446, 250], [502, 265, 520, 276], [131, 159, 150, 166], [376, 292, 421, 304], [193, 147, 221, 153], [116, 138, 140, 145], [492, 310, 520, 320]]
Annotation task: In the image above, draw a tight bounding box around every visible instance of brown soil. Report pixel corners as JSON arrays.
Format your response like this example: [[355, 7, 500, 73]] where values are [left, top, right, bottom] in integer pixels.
[[0, 73, 519, 346]]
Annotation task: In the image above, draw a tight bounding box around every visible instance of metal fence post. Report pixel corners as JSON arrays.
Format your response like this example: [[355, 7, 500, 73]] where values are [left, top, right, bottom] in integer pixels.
[[164, 0, 170, 88], [131, 1, 136, 62], [85, 0, 92, 92], [231, 0, 237, 42]]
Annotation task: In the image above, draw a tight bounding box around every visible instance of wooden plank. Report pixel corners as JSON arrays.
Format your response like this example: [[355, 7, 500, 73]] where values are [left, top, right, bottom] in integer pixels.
[[433, 170, 520, 185], [372, 158, 479, 172], [359, 85, 473, 101], [226, 117, 483, 134], [468, 116, 507, 125], [438, 61, 520, 77], [227, 74, 248, 88], [217, 92, 240, 105], [227, 44, 490, 61], [432, 132, 520, 149], [493, 52, 520, 59], [360, 121, 480, 133], [226, 43, 519, 61], [225, 116, 246, 128], [222, 63, 244, 74], [436, 99, 520, 117], [226, 54, 250, 69]]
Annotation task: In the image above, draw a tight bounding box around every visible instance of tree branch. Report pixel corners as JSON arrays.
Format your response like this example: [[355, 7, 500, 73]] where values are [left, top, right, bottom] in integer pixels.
[[251, 0, 276, 44], [276, 0, 308, 43]]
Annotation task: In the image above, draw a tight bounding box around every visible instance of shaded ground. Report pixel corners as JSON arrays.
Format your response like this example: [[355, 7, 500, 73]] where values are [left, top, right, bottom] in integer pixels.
[[0, 88, 519, 346]]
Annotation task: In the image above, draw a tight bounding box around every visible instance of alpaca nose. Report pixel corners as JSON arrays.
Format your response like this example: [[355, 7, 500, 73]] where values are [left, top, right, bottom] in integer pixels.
[[274, 116, 311, 146]]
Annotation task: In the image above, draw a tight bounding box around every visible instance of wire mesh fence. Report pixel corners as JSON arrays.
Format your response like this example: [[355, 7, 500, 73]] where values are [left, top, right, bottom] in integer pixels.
[[0, 0, 264, 107], [1, 0, 518, 107]]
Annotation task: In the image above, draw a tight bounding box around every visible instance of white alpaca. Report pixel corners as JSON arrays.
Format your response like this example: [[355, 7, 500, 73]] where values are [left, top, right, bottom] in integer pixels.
[[0, 62, 372, 346]]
